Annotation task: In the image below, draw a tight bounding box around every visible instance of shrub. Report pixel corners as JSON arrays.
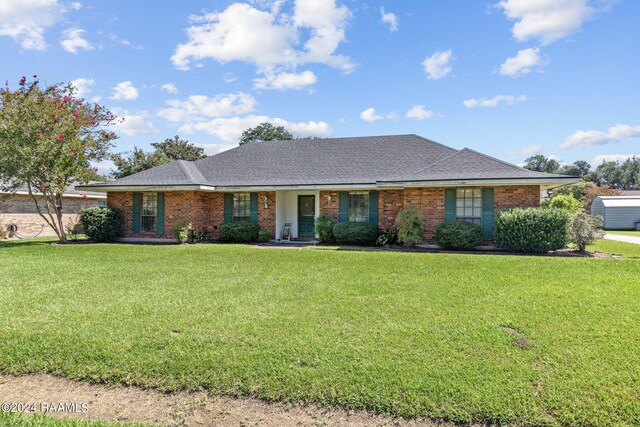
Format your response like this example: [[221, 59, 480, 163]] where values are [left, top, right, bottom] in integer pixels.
[[218, 221, 260, 243], [570, 213, 605, 252], [258, 228, 272, 243], [79, 207, 123, 242], [376, 227, 398, 246], [435, 221, 482, 250], [542, 194, 581, 212], [173, 219, 193, 243], [395, 207, 424, 246], [314, 212, 336, 244], [332, 222, 379, 246], [494, 208, 571, 253], [194, 229, 211, 243]]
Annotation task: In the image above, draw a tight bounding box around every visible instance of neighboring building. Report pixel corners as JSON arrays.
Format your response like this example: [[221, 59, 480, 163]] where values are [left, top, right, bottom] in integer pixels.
[[0, 184, 106, 237], [77, 135, 577, 243], [591, 196, 640, 230], [621, 190, 640, 196]]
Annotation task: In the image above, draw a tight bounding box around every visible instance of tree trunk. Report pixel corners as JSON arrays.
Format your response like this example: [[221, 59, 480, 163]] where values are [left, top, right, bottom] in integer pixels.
[[26, 182, 67, 243]]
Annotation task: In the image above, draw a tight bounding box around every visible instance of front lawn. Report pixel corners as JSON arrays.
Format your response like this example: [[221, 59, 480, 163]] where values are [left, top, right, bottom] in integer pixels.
[[0, 413, 140, 426], [1, 240, 639, 426], [606, 230, 640, 237], [589, 238, 640, 258]]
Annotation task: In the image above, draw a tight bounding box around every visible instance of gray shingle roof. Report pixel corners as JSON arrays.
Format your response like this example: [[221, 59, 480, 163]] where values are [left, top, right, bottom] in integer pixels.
[[1, 181, 105, 198], [80, 134, 574, 189]]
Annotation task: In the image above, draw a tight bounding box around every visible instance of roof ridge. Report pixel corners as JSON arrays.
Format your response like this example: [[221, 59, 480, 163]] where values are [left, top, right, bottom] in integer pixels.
[[460, 147, 567, 177], [176, 160, 208, 185]]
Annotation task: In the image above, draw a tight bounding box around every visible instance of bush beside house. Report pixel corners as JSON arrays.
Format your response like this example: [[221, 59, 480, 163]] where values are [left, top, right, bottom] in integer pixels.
[[333, 222, 378, 246], [494, 208, 571, 253], [315, 212, 336, 244], [395, 207, 424, 247], [173, 220, 193, 243], [219, 221, 261, 243], [79, 207, 123, 242], [435, 221, 482, 250]]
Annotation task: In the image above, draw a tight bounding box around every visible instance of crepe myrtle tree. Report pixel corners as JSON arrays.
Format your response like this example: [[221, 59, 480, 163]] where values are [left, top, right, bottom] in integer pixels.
[[0, 76, 118, 242]]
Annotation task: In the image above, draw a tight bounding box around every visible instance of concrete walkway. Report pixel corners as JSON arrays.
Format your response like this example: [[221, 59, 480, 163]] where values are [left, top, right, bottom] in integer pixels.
[[605, 233, 640, 245]]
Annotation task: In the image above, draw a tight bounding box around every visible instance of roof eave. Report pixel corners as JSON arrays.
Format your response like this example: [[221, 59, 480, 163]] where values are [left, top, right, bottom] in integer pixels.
[[75, 184, 218, 193], [377, 176, 580, 188]]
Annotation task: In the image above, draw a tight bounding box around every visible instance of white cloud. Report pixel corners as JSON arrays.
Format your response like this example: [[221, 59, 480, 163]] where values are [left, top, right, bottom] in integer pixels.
[[111, 109, 159, 136], [497, 0, 597, 44], [161, 83, 178, 94], [500, 47, 547, 77], [224, 73, 237, 83], [180, 114, 332, 142], [110, 81, 139, 101], [157, 92, 256, 123], [360, 107, 384, 122], [60, 27, 93, 54], [0, 0, 63, 50], [422, 50, 452, 80], [69, 77, 95, 98], [405, 105, 434, 120], [560, 124, 640, 149], [108, 33, 143, 50], [593, 154, 640, 164], [380, 7, 398, 32], [519, 144, 543, 155], [254, 70, 317, 90], [463, 95, 527, 108], [70, 2, 82, 10], [171, 0, 354, 82]]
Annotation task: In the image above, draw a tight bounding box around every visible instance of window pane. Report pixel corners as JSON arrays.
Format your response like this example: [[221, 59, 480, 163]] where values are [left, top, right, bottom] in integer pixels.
[[348, 192, 369, 222], [473, 198, 482, 208], [455, 188, 482, 223], [141, 193, 157, 232], [464, 188, 473, 197], [233, 193, 250, 220], [456, 199, 464, 208], [456, 188, 465, 198], [457, 207, 464, 217]]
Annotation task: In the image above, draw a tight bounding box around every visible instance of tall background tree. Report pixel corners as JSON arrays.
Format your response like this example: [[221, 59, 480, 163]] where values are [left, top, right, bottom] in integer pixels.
[[523, 155, 561, 173], [239, 123, 293, 145], [111, 135, 206, 179], [0, 76, 117, 242]]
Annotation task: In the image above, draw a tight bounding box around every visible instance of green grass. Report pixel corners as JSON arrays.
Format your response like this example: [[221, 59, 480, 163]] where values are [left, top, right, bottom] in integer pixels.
[[589, 238, 640, 258], [0, 413, 142, 426], [606, 230, 640, 237], [1, 240, 639, 426]]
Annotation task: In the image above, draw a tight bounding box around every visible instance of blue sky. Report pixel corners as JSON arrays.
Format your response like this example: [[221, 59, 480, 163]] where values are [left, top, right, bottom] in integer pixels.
[[1, 0, 638, 173]]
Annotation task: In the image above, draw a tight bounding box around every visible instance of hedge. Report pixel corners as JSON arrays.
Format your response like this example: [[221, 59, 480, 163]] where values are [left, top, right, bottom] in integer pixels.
[[333, 222, 379, 246], [435, 220, 482, 250], [494, 208, 571, 253], [218, 221, 261, 243], [79, 207, 123, 242]]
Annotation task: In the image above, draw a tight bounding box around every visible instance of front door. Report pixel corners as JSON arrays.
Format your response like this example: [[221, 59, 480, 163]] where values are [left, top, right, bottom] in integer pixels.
[[298, 195, 315, 238]]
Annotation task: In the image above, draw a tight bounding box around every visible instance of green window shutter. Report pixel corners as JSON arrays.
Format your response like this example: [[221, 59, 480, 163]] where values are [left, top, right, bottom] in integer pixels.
[[250, 193, 258, 223], [224, 193, 233, 222], [156, 192, 165, 235], [132, 192, 141, 234], [444, 188, 456, 221], [481, 188, 494, 240], [338, 191, 348, 223], [368, 191, 379, 226]]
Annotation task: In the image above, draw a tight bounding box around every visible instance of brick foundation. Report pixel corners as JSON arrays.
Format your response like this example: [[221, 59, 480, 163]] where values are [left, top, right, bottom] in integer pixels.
[[108, 185, 540, 243]]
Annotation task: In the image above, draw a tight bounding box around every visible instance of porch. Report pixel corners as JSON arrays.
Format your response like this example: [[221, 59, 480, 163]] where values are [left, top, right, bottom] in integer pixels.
[[274, 190, 320, 241]]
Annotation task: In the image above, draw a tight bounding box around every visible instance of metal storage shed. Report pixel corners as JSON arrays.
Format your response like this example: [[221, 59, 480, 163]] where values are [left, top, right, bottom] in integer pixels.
[[591, 196, 640, 230]]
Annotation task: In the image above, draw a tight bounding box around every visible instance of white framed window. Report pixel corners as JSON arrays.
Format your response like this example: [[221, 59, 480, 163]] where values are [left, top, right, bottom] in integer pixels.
[[97, 200, 107, 208], [348, 192, 369, 222], [456, 188, 482, 224], [141, 193, 158, 232], [233, 193, 250, 221]]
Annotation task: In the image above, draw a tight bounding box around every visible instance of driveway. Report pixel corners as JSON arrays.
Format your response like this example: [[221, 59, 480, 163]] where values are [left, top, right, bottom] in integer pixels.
[[605, 233, 640, 245]]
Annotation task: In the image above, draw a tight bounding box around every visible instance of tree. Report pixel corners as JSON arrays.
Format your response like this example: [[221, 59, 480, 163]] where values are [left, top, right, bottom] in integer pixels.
[[111, 135, 205, 179], [593, 157, 640, 190], [151, 135, 206, 161], [523, 155, 560, 173], [559, 160, 591, 178], [541, 194, 581, 212], [239, 123, 293, 146], [0, 76, 117, 242]]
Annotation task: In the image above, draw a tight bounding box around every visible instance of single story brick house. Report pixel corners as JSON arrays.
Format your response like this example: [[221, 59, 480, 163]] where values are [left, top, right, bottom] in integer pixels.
[[1, 184, 106, 237], [77, 135, 577, 243]]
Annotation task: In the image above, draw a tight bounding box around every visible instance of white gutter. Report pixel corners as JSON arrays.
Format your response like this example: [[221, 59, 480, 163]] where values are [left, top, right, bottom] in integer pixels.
[[377, 177, 580, 188], [75, 185, 218, 193]]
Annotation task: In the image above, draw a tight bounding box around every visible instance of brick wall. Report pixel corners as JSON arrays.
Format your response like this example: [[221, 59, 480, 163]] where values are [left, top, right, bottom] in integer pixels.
[[495, 185, 540, 210], [319, 191, 339, 220], [0, 194, 101, 237], [108, 191, 277, 240], [107, 185, 540, 243]]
